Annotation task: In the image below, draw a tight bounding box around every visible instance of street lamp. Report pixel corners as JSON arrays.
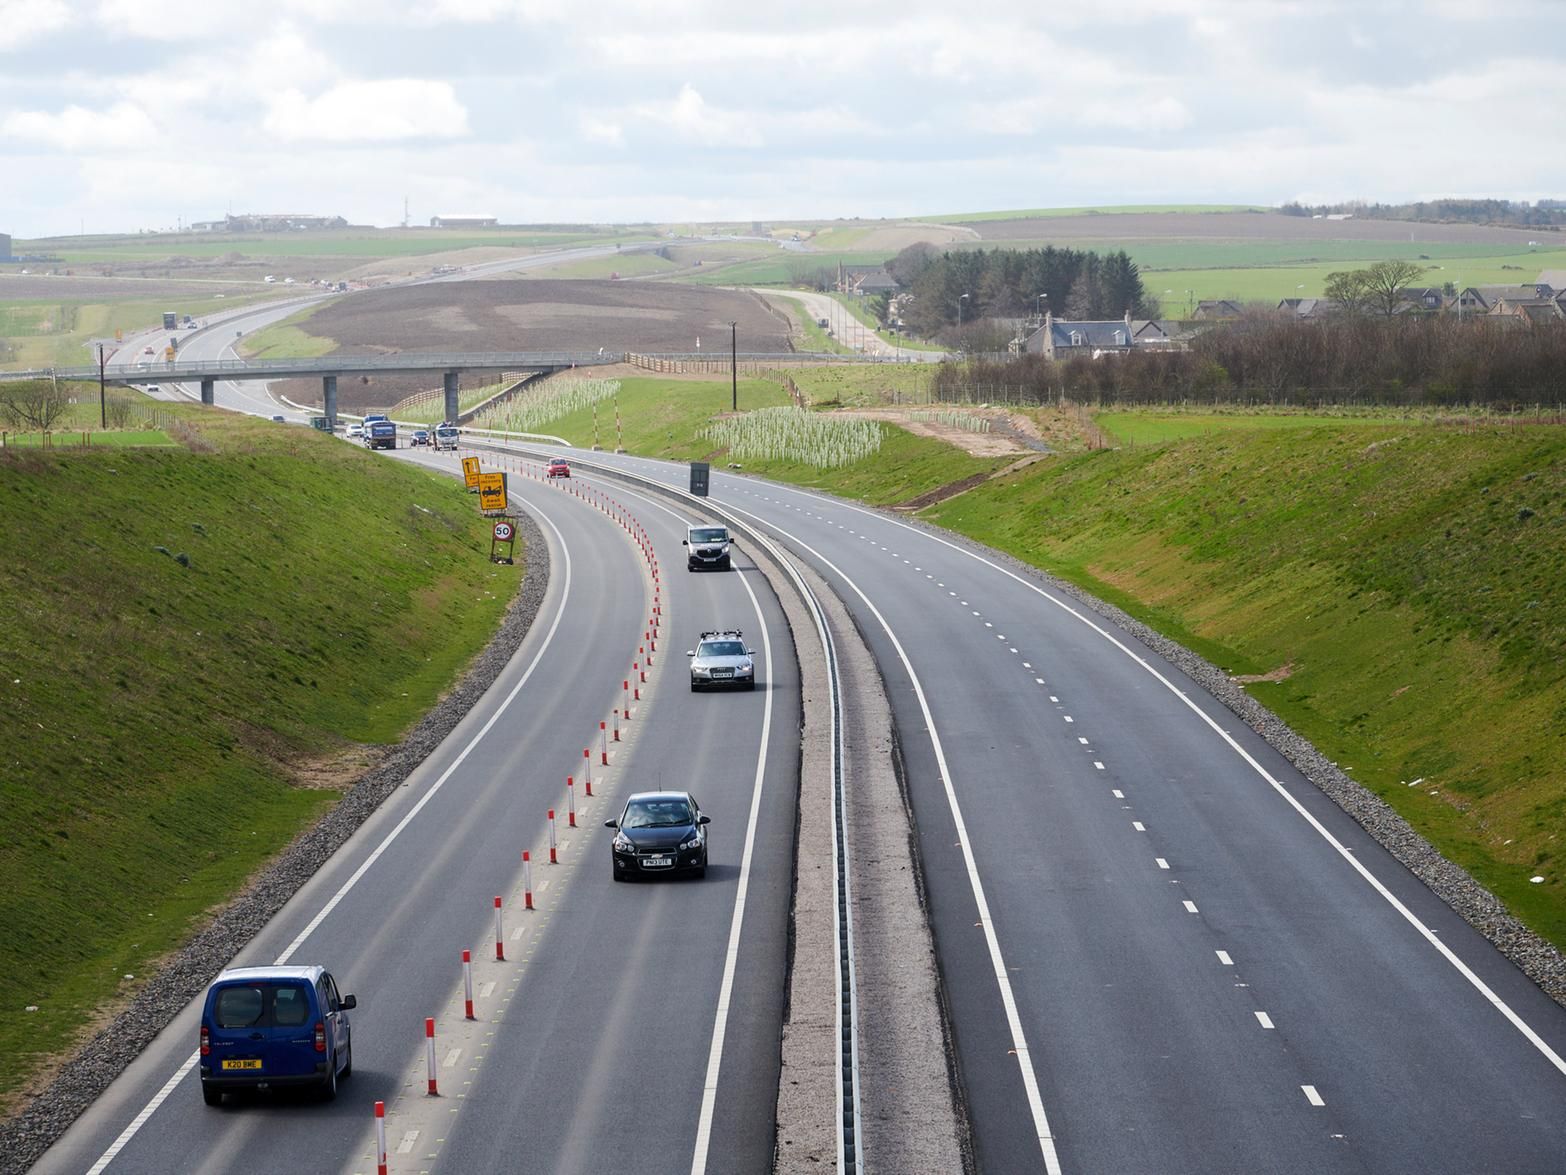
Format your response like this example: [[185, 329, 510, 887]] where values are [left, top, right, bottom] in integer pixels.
[[957, 292, 970, 337], [1035, 292, 1048, 322], [730, 321, 737, 411]]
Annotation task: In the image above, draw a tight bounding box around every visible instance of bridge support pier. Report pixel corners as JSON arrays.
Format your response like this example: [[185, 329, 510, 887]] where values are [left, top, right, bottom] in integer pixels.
[[443, 371, 459, 424], [323, 375, 338, 428], [200, 377, 214, 406]]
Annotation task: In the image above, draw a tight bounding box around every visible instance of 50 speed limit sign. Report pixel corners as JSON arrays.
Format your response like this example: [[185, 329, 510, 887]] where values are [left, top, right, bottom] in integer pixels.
[[492, 520, 515, 541]]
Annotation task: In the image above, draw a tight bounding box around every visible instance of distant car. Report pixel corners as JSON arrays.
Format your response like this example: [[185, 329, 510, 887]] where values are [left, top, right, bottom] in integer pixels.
[[546, 458, 571, 478], [688, 629, 756, 691], [263, 275, 276, 283], [283, 277, 295, 285], [605, 791, 709, 881], [346, 423, 365, 439], [271, 415, 286, 423], [410, 429, 430, 446], [142, 345, 155, 356], [145, 384, 161, 394], [199, 965, 356, 1105]]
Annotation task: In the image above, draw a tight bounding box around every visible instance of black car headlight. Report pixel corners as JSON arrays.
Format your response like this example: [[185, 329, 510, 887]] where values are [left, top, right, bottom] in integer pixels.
[[680, 834, 702, 852], [613, 834, 635, 853]]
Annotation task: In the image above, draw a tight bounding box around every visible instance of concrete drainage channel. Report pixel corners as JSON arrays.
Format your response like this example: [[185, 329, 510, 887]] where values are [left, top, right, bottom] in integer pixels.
[[469, 441, 966, 1172]]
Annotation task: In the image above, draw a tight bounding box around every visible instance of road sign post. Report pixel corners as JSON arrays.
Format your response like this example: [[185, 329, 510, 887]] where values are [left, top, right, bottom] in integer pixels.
[[491, 517, 516, 564], [477, 471, 508, 513]]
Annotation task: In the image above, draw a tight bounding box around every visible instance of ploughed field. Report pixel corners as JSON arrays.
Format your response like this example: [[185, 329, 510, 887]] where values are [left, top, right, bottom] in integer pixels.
[[277, 279, 796, 408], [959, 209, 1560, 245]]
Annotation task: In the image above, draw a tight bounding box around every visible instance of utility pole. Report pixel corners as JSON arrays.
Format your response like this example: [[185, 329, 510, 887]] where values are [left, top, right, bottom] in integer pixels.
[[730, 321, 738, 412], [96, 341, 107, 429]]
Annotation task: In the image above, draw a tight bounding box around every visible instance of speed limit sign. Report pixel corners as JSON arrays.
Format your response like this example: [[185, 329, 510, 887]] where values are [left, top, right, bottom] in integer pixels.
[[493, 520, 514, 541]]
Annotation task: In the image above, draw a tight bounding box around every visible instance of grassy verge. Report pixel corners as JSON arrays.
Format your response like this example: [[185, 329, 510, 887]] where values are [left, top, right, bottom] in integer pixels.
[[0, 292, 282, 370], [239, 305, 338, 361], [0, 408, 521, 1110], [924, 423, 1566, 949]]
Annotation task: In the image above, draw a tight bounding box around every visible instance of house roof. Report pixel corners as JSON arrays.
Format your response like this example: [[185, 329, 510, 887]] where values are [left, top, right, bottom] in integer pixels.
[[1193, 299, 1244, 318]]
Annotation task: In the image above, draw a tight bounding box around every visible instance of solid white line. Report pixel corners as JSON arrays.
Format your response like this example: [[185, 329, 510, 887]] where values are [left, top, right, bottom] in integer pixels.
[[84, 498, 577, 1174], [709, 501, 1063, 1175], [736, 479, 1566, 1081], [1303, 1085, 1325, 1106]]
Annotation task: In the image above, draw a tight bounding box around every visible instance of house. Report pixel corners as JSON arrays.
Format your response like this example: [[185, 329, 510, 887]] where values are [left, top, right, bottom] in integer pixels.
[[1461, 284, 1557, 314], [1192, 299, 1244, 320], [1021, 311, 1170, 358], [835, 264, 899, 295], [1277, 297, 1339, 319], [1395, 287, 1447, 313], [430, 214, 498, 228]]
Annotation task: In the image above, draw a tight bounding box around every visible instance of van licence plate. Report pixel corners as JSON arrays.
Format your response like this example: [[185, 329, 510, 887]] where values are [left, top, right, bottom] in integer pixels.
[[221, 1059, 263, 1071]]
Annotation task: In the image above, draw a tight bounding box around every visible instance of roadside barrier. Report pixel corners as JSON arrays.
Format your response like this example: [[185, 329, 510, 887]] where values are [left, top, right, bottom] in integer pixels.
[[462, 950, 475, 1021], [523, 850, 534, 910], [493, 897, 505, 962], [568, 776, 577, 828], [425, 1019, 438, 1096], [549, 809, 558, 863]]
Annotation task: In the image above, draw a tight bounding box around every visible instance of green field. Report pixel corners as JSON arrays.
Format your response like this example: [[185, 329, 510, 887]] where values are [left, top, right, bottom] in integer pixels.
[[239, 306, 338, 361], [927, 204, 1266, 222], [0, 292, 282, 369], [27, 228, 648, 264], [924, 422, 1566, 949], [0, 410, 520, 1109], [1094, 408, 1419, 445]]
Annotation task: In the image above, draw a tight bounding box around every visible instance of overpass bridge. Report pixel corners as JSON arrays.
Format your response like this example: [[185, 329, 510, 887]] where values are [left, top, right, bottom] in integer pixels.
[[0, 349, 916, 426]]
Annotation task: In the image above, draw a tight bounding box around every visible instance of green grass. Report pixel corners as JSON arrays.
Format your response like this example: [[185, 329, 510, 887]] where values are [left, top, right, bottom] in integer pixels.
[[1094, 408, 1419, 446], [0, 409, 521, 1109], [785, 363, 940, 407], [680, 252, 892, 287], [773, 298, 853, 355], [924, 423, 1566, 949], [537, 252, 677, 280], [239, 306, 339, 361], [32, 229, 648, 264], [0, 292, 284, 370]]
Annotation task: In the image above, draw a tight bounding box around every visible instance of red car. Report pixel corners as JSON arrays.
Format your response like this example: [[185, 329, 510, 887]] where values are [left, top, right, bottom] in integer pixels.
[[546, 458, 571, 478]]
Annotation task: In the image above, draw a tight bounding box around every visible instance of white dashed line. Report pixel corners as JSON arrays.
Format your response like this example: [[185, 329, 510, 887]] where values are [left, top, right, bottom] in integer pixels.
[[1156, 858, 1170, 870], [1093, 762, 1104, 770], [1255, 1012, 1275, 1029], [1035, 678, 1045, 685], [1183, 900, 1199, 914], [1216, 951, 1233, 966], [1077, 737, 1089, 745], [397, 1130, 420, 1155], [1132, 821, 1145, 832], [1112, 790, 1124, 798], [1302, 1085, 1325, 1106], [443, 1047, 463, 1068], [1063, 716, 1074, 724]]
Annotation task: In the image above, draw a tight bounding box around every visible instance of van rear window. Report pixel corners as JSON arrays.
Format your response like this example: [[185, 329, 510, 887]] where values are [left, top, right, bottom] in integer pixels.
[[214, 983, 311, 1028]]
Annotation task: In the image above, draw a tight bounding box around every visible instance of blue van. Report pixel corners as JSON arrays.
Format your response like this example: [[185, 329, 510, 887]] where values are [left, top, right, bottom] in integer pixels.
[[199, 965, 356, 1105]]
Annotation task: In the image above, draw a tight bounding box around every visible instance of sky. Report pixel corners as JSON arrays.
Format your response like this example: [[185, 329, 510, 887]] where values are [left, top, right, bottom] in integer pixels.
[[2, 0, 1564, 238]]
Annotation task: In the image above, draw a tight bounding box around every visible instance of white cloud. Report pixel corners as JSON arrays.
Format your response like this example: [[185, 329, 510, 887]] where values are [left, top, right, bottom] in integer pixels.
[[1, 101, 157, 150], [0, 0, 73, 50], [629, 84, 761, 147], [264, 80, 470, 142], [580, 115, 625, 147]]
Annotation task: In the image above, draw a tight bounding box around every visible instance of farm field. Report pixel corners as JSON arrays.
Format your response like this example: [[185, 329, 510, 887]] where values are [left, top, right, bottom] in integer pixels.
[[955, 209, 1561, 245]]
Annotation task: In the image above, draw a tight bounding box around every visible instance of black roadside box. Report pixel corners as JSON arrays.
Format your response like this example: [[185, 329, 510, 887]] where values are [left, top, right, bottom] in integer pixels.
[[690, 461, 710, 497]]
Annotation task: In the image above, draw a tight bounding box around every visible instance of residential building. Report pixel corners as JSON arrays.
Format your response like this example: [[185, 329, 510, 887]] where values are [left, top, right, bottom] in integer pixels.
[[430, 215, 498, 228], [1192, 299, 1244, 320]]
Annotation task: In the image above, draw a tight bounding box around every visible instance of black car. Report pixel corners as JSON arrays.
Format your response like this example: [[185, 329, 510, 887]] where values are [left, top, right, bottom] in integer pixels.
[[606, 791, 709, 880], [410, 429, 430, 446]]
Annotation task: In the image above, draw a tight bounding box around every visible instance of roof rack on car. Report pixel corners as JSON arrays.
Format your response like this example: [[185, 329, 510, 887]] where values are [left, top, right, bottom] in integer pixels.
[[699, 629, 743, 640]]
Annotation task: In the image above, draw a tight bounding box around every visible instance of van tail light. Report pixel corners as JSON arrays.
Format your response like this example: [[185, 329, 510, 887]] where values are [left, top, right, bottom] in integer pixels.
[[314, 1022, 327, 1053], [200, 1025, 210, 1057]]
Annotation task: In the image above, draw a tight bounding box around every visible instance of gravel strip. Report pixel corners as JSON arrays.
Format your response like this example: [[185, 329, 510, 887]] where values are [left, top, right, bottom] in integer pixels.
[[891, 512, 1566, 1008], [1, 510, 549, 1175]]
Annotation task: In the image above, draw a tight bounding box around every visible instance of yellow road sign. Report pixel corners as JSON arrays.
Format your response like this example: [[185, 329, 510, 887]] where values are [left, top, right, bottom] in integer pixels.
[[461, 456, 480, 488], [477, 471, 508, 512]]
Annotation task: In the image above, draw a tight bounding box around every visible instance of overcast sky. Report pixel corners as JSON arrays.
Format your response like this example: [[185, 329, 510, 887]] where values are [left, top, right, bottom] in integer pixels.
[[3, 0, 1564, 238]]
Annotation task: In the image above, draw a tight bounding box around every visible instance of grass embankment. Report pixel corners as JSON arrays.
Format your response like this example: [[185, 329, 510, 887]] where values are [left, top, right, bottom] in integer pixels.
[[0, 293, 273, 370], [240, 305, 338, 361], [0, 410, 520, 1110], [925, 423, 1566, 948]]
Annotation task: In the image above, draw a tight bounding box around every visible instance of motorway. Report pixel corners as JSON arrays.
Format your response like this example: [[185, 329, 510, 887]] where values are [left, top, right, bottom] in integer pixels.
[[486, 442, 1566, 1174], [37, 279, 1566, 1173], [36, 448, 799, 1174]]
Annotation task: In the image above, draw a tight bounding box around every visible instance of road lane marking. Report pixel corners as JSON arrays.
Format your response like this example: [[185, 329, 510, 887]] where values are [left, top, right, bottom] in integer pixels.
[[1184, 900, 1200, 913], [1216, 951, 1234, 966], [1255, 1012, 1274, 1029], [1156, 858, 1170, 870], [1133, 822, 1146, 831], [1303, 1085, 1325, 1106], [85, 502, 581, 1175]]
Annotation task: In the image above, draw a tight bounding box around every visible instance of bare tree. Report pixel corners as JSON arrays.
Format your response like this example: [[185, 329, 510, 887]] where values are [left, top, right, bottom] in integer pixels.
[[1323, 269, 1373, 316], [1361, 259, 1429, 317], [4, 379, 72, 431]]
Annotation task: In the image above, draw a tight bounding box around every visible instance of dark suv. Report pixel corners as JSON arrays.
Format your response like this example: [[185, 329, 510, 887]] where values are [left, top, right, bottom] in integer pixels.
[[199, 965, 356, 1104]]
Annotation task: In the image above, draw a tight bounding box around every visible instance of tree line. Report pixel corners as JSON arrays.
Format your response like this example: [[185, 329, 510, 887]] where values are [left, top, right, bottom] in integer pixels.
[[929, 316, 1566, 407], [887, 244, 1154, 340], [1280, 198, 1566, 229]]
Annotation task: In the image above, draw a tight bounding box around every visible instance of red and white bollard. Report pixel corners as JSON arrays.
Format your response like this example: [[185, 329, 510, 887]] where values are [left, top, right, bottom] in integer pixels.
[[613, 709, 621, 742], [425, 1018, 438, 1095], [567, 776, 577, 828], [375, 1101, 388, 1175], [462, 950, 475, 1020], [523, 849, 534, 910], [493, 896, 505, 961], [623, 680, 631, 720], [600, 722, 608, 766], [548, 808, 558, 863], [582, 748, 593, 794]]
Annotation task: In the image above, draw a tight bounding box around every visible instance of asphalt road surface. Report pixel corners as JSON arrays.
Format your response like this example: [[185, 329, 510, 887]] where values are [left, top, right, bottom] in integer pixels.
[[34, 454, 797, 1174], [489, 442, 1566, 1175]]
